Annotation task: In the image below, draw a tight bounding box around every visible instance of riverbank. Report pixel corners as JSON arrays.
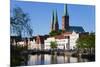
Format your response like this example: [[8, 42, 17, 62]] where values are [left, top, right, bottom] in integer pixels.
[[72, 52, 95, 61], [11, 45, 95, 66], [28, 49, 95, 61], [27, 49, 76, 56]]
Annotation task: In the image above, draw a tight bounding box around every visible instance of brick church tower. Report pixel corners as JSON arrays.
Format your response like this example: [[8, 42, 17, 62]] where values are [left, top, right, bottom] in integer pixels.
[[62, 4, 69, 31]]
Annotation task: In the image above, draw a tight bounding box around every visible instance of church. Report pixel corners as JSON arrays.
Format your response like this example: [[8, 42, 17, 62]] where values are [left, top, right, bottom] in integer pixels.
[[11, 4, 86, 50], [44, 4, 85, 50], [50, 4, 85, 33], [23, 4, 86, 50]]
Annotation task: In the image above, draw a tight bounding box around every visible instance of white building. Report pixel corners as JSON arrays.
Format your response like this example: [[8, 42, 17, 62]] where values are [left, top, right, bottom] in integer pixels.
[[69, 31, 79, 49], [28, 39, 36, 50], [44, 31, 79, 50]]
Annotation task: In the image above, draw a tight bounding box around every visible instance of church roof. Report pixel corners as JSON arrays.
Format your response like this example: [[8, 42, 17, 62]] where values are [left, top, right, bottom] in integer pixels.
[[68, 26, 85, 33], [64, 4, 68, 16]]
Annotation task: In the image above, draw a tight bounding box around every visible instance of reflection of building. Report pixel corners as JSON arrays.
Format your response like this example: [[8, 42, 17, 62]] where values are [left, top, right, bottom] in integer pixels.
[[44, 31, 79, 50]]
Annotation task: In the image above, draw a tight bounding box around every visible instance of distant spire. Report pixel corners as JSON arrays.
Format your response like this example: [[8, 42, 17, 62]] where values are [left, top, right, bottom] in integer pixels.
[[52, 10, 54, 23], [54, 10, 58, 24], [54, 10, 57, 28], [54, 9, 59, 31], [51, 10, 54, 31], [64, 4, 68, 16]]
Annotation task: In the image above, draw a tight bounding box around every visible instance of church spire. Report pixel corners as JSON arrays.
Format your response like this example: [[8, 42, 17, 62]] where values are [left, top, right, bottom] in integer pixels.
[[54, 9, 58, 24], [51, 10, 54, 31], [64, 4, 68, 16], [54, 9, 59, 31]]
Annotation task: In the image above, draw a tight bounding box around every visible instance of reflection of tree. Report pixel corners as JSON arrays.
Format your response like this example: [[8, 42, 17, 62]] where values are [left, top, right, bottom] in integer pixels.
[[64, 54, 67, 63], [11, 45, 28, 66], [67, 55, 70, 63], [23, 54, 28, 65], [51, 54, 57, 64], [77, 55, 81, 62]]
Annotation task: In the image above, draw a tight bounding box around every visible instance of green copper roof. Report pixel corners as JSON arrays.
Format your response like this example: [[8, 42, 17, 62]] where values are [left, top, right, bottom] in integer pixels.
[[51, 10, 54, 29], [54, 9, 58, 24], [64, 4, 68, 16], [51, 10, 54, 23]]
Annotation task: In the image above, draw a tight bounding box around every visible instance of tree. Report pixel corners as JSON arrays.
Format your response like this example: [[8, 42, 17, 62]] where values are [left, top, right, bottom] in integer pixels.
[[49, 29, 64, 36], [76, 33, 95, 54], [50, 41, 57, 50], [10, 7, 33, 38]]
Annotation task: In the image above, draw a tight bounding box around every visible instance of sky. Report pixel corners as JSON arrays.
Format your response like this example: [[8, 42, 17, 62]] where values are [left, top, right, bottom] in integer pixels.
[[10, 0, 95, 36]]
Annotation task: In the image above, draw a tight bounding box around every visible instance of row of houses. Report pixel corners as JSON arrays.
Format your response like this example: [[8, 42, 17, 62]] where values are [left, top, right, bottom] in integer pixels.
[[10, 4, 89, 50], [11, 31, 83, 50]]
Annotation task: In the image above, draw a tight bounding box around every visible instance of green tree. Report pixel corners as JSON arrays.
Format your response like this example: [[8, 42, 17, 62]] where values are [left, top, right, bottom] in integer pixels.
[[50, 41, 57, 50], [49, 29, 64, 36], [76, 33, 95, 54]]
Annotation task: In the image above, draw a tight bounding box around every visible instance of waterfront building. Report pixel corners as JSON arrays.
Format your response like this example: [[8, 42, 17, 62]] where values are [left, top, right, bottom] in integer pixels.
[[28, 39, 36, 50], [44, 31, 79, 50], [44, 4, 84, 50], [10, 4, 85, 50]]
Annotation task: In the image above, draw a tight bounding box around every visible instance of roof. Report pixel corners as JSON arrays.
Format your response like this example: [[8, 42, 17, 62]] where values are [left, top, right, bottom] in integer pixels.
[[62, 32, 72, 36], [10, 36, 22, 42], [53, 33, 70, 39], [54, 35, 65, 39], [68, 26, 85, 33]]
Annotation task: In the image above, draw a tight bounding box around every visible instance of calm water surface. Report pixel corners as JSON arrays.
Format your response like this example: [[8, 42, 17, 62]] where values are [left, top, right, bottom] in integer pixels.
[[27, 54, 89, 65]]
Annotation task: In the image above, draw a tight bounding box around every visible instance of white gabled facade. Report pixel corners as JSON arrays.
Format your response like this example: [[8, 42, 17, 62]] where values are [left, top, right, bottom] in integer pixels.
[[69, 31, 79, 50], [28, 39, 36, 50], [44, 37, 69, 50], [56, 39, 69, 50], [44, 31, 79, 50], [44, 37, 55, 50]]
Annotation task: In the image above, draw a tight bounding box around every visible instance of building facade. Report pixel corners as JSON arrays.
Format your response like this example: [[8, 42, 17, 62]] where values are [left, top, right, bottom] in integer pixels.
[[11, 4, 85, 51], [44, 31, 79, 50]]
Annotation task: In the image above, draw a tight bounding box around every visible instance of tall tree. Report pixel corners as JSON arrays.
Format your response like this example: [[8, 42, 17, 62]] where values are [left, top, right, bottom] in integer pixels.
[[76, 33, 95, 54], [10, 7, 33, 38]]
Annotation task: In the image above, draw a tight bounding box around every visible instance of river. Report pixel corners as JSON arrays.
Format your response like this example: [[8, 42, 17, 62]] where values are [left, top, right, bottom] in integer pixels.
[[27, 54, 89, 65]]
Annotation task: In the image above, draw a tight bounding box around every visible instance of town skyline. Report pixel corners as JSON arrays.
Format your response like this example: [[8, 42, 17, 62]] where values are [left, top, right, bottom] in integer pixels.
[[11, 0, 95, 36], [10, 1, 95, 66]]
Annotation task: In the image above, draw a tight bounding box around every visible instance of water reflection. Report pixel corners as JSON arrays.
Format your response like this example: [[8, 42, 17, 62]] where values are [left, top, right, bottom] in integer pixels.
[[28, 54, 89, 65]]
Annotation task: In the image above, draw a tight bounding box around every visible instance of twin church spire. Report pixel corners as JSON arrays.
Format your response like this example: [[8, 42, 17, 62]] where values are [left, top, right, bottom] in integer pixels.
[[51, 4, 69, 32], [51, 10, 59, 31]]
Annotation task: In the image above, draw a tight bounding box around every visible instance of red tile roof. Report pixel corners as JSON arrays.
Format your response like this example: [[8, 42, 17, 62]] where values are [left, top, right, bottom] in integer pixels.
[[50, 32, 72, 39], [62, 32, 72, 35]]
